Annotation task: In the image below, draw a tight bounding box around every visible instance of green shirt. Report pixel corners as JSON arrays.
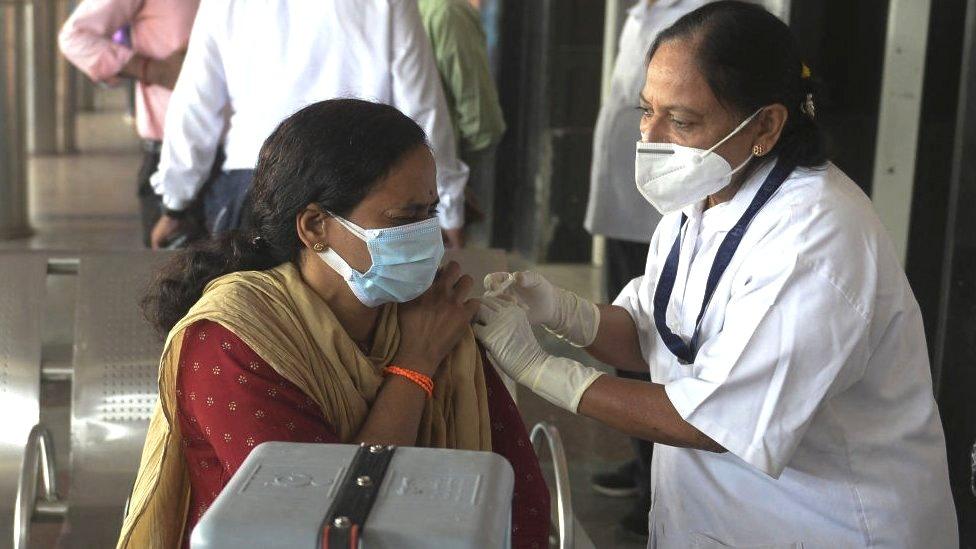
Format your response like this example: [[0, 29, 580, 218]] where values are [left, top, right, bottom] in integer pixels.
[[418, 0, 506, 153]]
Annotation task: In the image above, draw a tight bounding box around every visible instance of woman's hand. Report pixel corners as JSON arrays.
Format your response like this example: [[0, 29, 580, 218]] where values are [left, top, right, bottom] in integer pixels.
[[396, 261, 480, 377]]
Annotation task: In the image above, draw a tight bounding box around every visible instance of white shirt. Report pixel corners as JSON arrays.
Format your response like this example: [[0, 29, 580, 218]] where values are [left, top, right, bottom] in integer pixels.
[[615, 160, 958, 548], [585, 0, 710, 242], [150, 0, 469, 229]]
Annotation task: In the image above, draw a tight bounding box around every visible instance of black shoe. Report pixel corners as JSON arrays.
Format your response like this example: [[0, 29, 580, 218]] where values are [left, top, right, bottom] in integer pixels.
[[618, 501, 650, 540], [590, 460, 639, 498]]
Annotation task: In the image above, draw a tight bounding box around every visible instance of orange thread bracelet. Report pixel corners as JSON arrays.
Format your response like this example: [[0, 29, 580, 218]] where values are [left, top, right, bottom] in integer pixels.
[[383, 365, 433, 398]]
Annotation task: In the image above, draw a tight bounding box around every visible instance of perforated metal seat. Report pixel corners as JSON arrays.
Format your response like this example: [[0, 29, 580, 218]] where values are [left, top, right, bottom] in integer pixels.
[[66, 252, 170, 548], [0, 254, 47, 548]]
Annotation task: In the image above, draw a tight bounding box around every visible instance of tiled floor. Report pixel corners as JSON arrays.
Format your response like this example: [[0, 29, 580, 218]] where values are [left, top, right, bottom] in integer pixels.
[[8, 88, 647, 548]]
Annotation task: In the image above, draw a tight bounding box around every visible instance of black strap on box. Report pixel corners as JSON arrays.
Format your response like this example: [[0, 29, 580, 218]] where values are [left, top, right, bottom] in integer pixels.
[[318, 443, 397, 549]]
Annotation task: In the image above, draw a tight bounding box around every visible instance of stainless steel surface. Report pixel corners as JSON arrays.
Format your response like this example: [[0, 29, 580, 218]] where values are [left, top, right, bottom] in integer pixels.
[[0, 0, 32, 240], [14, 424, 59, 549], [34, 500, 68, 520], [40, 362, 72, 382], [530, 422, 574, 549], [67, 252, 168, 548], [0, 253, 45, 549], [46, 257, 79, 275], [41, 258, 78, 382], [25, 0, 59, 154]]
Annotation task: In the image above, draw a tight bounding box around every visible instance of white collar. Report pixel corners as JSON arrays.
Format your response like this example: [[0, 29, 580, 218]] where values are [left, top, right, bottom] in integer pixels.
[[681, 157, 779, 231]]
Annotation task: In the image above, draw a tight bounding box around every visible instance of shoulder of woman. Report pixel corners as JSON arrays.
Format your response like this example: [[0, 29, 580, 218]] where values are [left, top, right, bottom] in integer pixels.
[[178, 320, 276, 385]]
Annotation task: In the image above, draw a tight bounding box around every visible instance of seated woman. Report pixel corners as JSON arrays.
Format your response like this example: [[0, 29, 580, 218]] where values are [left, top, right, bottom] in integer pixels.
[[117, 99, 549, 549]]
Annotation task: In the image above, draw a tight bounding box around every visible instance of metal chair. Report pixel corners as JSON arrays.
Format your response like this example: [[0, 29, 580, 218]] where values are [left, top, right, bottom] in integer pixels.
[[65, 252, 169, 548], [0, 254, 47, 549], [530, 422, 595, 549]]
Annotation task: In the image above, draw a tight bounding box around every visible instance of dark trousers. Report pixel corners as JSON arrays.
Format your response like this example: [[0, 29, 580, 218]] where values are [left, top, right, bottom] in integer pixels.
[[138, 144, 219, 248], [137, 150, 163, 248], [203, 169, 255, 236], [605, 237, 653, 507]]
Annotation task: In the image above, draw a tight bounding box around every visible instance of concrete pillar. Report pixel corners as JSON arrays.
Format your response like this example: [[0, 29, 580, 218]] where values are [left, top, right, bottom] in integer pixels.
[[0, 0, 33, 240], [25, 0, 59, 154], [871, 0, 932, 265], [56, 0, 76, 153], [77, 70, 95, 111]]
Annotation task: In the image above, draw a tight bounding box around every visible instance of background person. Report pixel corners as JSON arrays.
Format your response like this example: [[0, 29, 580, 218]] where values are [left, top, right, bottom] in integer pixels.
[[419, 0, 506, 247], [583, 0, 711, 538], [59, 0, 199, 247], [148, 0, 469, 250]]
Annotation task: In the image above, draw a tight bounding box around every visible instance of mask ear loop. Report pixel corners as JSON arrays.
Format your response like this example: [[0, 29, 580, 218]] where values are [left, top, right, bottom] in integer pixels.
[[704, 107, 765, 156], [325, 211, 370, 242], [319, 212, 371, 280]]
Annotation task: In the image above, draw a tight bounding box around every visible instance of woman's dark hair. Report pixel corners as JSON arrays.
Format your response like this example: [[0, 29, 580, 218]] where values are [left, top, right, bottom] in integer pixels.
[[647, 1, 826, 167], [143, 99, 429, 335]]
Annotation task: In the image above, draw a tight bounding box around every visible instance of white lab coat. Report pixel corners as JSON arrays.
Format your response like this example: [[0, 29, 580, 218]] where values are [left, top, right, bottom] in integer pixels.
[[615, 160, 958, 548], [585, 0, 709, 242], [150, 0, 468, 229]]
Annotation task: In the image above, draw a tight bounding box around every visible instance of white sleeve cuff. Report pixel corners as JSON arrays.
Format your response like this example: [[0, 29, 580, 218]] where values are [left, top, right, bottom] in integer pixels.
[[161, 194, 192, 212]]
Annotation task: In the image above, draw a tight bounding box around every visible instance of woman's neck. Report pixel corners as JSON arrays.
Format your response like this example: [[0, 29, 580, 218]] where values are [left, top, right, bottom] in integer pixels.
[[298, 258, 380, 348], [705, 179, 744, 210]]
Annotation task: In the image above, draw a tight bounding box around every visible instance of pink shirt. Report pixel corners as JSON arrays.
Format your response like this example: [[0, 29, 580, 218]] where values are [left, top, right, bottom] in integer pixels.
[[59, 0, 199, 141]]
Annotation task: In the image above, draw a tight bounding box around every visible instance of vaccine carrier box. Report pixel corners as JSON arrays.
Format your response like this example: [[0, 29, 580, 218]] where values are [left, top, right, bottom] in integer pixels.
[[190, 442, 515, 548]]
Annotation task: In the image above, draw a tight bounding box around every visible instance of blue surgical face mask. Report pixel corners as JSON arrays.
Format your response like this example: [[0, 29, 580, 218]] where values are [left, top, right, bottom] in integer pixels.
[[318, 213, 445, 307]]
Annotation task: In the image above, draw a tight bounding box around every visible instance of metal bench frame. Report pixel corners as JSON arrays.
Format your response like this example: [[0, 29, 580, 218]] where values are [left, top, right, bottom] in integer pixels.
[[0, 254, 47, 549]]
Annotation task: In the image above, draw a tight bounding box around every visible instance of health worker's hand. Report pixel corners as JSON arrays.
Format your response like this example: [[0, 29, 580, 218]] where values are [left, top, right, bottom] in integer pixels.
[[482, 271, 600, 347], [474, 296, 603, 413]]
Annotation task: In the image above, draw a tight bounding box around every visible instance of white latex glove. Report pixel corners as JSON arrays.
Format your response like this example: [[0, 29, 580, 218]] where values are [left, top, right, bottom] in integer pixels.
[[483, 271, 600, 347], [473, 296, 603, 413]]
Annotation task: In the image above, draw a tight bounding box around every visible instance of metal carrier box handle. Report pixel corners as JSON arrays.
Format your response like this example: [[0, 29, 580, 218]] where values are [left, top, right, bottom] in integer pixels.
[[318, 444, 397, 549]]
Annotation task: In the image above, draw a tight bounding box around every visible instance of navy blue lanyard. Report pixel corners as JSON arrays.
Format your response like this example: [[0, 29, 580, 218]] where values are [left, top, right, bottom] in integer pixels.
[[653, 157, 796, 364]]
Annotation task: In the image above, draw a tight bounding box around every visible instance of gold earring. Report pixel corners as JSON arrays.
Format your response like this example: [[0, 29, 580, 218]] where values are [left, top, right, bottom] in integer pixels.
[[312, 242, 325, 252], [752, 144, 765, 156]]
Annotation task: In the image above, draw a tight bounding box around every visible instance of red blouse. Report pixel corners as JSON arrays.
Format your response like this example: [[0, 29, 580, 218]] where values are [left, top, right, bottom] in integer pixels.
[[176, 320, 550, 548]]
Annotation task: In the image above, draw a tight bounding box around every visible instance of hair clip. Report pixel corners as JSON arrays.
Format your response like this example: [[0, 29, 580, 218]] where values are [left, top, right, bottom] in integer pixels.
[[801, 62, 812, 80], [251, 235, 265, 246], [800, 93, 816, 120]]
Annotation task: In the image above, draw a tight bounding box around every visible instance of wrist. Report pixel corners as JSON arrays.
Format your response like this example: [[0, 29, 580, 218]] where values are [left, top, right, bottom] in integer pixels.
[[390, 353, 437, 378], [161, 205, 187, 220], [383, 365, 433, 398], [529, 355, 603, 413]]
